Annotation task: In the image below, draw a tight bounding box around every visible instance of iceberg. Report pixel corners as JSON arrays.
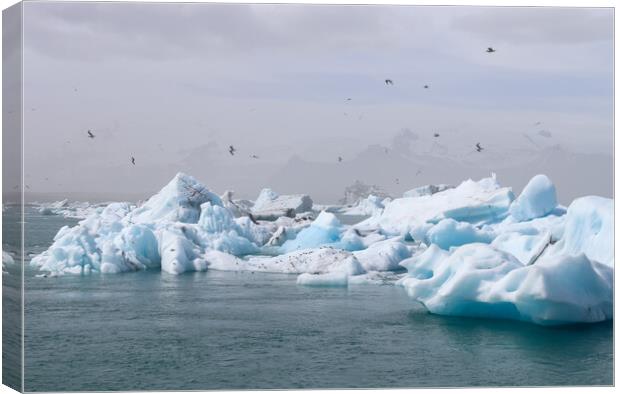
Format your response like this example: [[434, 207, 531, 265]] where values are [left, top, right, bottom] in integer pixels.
[[352, 237, 417, 271], [280, 211, 363, 253], [36, 199, 112, 219], [509, 174, 558, 221], [220, 190, 252, 218], [550, 196, 613, 267], [403, 184, 453, 198], [340, 194, 386, 216], [207, 247, 365, 276], [127, 172, 222, 224], [358, 174, 514, 236], [30, 175, 262, 275], [398, 243, 612, 325], [252, 188, 313, 218], [29, 170, 614, 325], [426, 218, 494, 250]]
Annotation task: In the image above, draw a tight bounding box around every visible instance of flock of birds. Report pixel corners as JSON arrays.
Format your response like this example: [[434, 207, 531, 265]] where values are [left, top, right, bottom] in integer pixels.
[[81, 46, 500, 172]]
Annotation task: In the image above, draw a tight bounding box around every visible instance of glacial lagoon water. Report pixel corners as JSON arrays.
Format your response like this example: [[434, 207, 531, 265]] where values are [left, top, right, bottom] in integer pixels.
[[3, 206, 613, 391]]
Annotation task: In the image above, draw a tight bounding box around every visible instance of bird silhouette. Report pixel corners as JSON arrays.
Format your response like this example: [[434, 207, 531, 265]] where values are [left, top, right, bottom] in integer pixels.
[[251, 154, 259, 159], [424, 85, 429, 89], [385, 79, 394, 85], [229, 145, 236, 156], [476, 143, 484, 152], [486, 47, 496, 53], [346, 98, 352, 101], [131, 156, 136, 165], [395, 178, 400, 184], [434, 133, 440, 137], [87, 130, 95, 139], [338, 156, 343, 162]]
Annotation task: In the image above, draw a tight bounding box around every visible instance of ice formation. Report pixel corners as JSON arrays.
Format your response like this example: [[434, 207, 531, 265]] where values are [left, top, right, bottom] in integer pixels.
[[30, 171, 613, 325], [280, 211, 364, 253], [508, 174, 558, 221], [2, 251, 15, 275], [251, 188, 313, 218], [398, 244, 612, 325], [403, 184, 453, 198], [340, 194, 386, 216], [36, 199, 112, 219], [357, 174, 514, 237]]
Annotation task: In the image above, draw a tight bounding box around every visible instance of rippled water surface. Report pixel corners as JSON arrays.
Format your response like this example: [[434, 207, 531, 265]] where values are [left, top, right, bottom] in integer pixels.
[[5, 207, 613, 391]]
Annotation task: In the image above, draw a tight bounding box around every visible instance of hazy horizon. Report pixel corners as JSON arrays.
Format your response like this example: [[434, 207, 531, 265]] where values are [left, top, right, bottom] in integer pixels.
[[6, 2, 614, 204]]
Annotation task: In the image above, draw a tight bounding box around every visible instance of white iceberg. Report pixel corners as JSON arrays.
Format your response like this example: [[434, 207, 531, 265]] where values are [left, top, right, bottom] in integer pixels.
[[36, 199, 112, 219], [30, 170, 614, 325], [425, 218, 494, 250], [252, 188, 313, 218], [403, 184, 453, 198], [509, 174, 558, 222], [207, 247, 365, 276], [357, 174, 514, 237], [352, 237, 417, 271], [127, 172, 222, 224], [549, 196, 613, 267], [340, 194, 386, 216]]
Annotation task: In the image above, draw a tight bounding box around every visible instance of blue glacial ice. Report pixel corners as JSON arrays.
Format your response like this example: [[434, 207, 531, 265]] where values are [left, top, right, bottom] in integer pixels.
[[398, 243, 612, 325], [280, 211, 364, 253], [508, 174, 558, 222], [29, 172, 613, 325]]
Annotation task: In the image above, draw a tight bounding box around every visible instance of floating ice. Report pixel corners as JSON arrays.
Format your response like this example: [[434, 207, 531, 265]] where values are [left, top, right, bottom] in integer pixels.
[[550, 196, 613, 267], [280, 211, 363, 253], [2, 251, 14, 275], [127, 172, 221, 224], [398, 243, 612, 325], [359, 174, 514, 236], [340, 194, 385, 216], [30, 170, 614, 325], [252, 188, 313, 218], [426, 218, 494, 250], [509, 174, 558, 221], [352, 237, 417, 271], [36, 199, 111, 219], [403, 184, 453, 198], [207, 247, 365, 276]]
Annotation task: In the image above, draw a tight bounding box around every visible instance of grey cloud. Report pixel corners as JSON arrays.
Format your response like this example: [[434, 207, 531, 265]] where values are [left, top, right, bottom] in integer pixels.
[[452, 7, 613, 45]]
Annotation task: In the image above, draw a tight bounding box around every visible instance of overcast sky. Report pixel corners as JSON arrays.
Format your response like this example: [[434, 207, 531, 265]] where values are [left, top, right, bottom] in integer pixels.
[[17, 2, 613, 203]]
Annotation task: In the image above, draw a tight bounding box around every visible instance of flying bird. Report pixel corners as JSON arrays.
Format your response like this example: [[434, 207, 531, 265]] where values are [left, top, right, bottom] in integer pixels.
[[534, 121, 542, 126], [131, 156, 136, 165], [87, 130, 95, 139], [229, 145, 236, 156], [395, 178, 400, 185], [385, 79, 394, 85], [346, 98, 352, 101], [434, 133, 440, 138], [251, 154, 259, 159], [423, 85, 429, 89], [486, 47, 496, 53], [338, 156, 343, 162], [476, 143, 484, 152]]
